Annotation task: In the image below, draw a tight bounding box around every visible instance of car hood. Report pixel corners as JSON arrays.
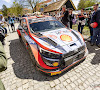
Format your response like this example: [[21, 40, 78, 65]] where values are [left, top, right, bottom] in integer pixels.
[[31, 28, 84, 54]]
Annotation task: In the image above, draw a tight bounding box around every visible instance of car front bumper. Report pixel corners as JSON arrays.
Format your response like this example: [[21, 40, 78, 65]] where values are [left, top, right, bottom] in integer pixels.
[[36, 47, 88, 76]]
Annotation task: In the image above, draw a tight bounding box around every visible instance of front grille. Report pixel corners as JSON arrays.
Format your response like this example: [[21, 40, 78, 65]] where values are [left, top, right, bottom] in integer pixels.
[[63, 45, 85, 59], [74, 51, 85, 62], [64, 51, 85, 67], [78, 51, 85, 59], [78, 45, 85, 52], [64, 58, 73, 67], [63, 46, 85, 67], [63, 50, 78, 59]]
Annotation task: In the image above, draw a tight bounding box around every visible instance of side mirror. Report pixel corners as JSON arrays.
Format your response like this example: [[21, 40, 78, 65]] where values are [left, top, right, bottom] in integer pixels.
[[18, 25, 23, 30]]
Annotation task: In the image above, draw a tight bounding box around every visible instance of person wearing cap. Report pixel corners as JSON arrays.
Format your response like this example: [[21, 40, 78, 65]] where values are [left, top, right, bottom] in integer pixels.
[[90, 4, 100, 47]]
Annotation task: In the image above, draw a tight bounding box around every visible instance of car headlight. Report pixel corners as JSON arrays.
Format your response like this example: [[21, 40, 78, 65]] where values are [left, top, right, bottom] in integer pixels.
[[39, 47, 60, 59], [39, 46, 60, 67]]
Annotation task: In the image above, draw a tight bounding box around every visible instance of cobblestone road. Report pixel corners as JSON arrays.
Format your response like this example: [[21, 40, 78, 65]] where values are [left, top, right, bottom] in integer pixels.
[[0, 23, 100, 90]]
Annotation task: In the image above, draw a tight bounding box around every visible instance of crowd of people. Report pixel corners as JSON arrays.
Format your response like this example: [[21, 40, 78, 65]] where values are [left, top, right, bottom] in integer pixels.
[[52, 4, 100, 47], [0, 14, 16, 34]]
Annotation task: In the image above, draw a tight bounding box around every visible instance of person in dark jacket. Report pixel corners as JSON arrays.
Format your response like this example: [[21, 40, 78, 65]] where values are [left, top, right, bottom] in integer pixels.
[[87, 10, 93, 42], [90, 4, 100, 47], [59, 6, 70, 28], [69, 8, 74, 29], [0, 41, 7, 90]]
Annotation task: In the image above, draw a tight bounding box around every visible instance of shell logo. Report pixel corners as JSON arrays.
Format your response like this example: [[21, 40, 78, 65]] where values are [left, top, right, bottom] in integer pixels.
[[60, 34, 72, 42]]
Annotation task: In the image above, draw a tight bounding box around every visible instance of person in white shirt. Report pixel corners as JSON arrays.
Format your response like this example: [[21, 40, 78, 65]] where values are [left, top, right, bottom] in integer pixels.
[[0, 14, 8, 36]]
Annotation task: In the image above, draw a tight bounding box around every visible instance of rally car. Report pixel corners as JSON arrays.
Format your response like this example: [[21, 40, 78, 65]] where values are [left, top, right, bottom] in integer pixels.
[[17, 15, 88, 76]]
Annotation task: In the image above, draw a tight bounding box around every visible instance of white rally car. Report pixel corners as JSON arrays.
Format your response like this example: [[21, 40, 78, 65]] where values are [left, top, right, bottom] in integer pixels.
[[17, 15, 88, 76]]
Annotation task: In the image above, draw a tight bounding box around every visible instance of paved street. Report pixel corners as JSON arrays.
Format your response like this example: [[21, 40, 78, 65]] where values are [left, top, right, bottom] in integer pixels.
[[0, 23, 100, 90]]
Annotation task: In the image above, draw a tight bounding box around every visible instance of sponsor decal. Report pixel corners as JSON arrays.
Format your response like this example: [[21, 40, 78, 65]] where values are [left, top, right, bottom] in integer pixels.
[[47, 35, 57, 39], [60, 34, 72, 42], [29, 17, 56, 23], [56, 30, 68, 34], [51, 71, 61, 76]]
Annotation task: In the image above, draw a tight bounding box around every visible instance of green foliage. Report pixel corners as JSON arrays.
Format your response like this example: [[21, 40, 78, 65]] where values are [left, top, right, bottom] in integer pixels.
[[8, 2, 23, 16], [78, 0, 96, 10], [1, 5, 8, 16], [1, 1, 23, 17]]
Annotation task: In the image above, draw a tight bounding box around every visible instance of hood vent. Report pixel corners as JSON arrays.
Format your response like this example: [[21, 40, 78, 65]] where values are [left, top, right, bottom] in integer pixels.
[[42, 37, 57, 47], [70, 43, 76, 47], [34, 33, 43, 37]]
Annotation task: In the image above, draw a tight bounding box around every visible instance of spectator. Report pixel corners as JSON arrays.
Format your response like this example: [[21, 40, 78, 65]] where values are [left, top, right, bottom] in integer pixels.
[[8, 15, 10, 21], [90, 4, 100, 47], [12, 16, 16, 21], [22, 14, 27, 17], [0, 14, 8, 36], [0, 14, 5, 23], [69, 8, 74, 29], [97, 4, 100, 10], [87, 10, 93, 42], [76, 8, 87, 34], [59, 6, 70, 28], [54, 11, 60, 20], [0, 41, 7, 90], [9, 17, 15, 32]]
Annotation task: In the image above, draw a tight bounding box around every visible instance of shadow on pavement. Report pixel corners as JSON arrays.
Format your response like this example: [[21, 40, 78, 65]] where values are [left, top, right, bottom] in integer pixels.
[[86, 42, 100, 65], [10, 39, 86, 81]]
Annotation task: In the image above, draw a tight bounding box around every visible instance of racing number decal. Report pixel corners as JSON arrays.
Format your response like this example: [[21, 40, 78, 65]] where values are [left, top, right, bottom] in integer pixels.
[[60, 35, 72, 42]]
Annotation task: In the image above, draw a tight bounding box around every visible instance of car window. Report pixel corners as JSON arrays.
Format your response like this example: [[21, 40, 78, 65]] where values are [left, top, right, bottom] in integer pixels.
[[21, 19, 28, 33], [29, 20, 65, 33]]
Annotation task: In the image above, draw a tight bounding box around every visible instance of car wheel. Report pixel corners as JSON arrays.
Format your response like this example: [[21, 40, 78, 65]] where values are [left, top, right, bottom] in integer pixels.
[[27, 45, 36, 66]]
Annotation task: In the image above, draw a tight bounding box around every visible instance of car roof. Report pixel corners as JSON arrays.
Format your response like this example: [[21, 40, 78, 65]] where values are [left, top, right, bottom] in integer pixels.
[[22, 15, 52, 20]]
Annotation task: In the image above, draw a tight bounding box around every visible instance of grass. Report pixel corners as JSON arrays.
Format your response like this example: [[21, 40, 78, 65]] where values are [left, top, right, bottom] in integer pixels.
[[72, 24, 90, 36]]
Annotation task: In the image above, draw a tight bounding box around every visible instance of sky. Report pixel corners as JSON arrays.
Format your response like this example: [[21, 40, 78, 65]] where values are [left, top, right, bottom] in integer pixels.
[[0, 0, 80, 9], [0, 0, 13, 9]]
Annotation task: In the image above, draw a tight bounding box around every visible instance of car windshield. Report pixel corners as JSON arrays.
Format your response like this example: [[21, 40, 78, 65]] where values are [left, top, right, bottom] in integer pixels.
[[29, 20, 65, 32]]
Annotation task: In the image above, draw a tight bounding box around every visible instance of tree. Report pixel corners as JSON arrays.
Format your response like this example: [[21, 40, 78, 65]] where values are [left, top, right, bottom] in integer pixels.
[[17, 0, 41, 12], [1, 5, 8, 16], [8, 2, 23, 16], [12, 2, 23, 16], [78, 0, 97, 10]]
